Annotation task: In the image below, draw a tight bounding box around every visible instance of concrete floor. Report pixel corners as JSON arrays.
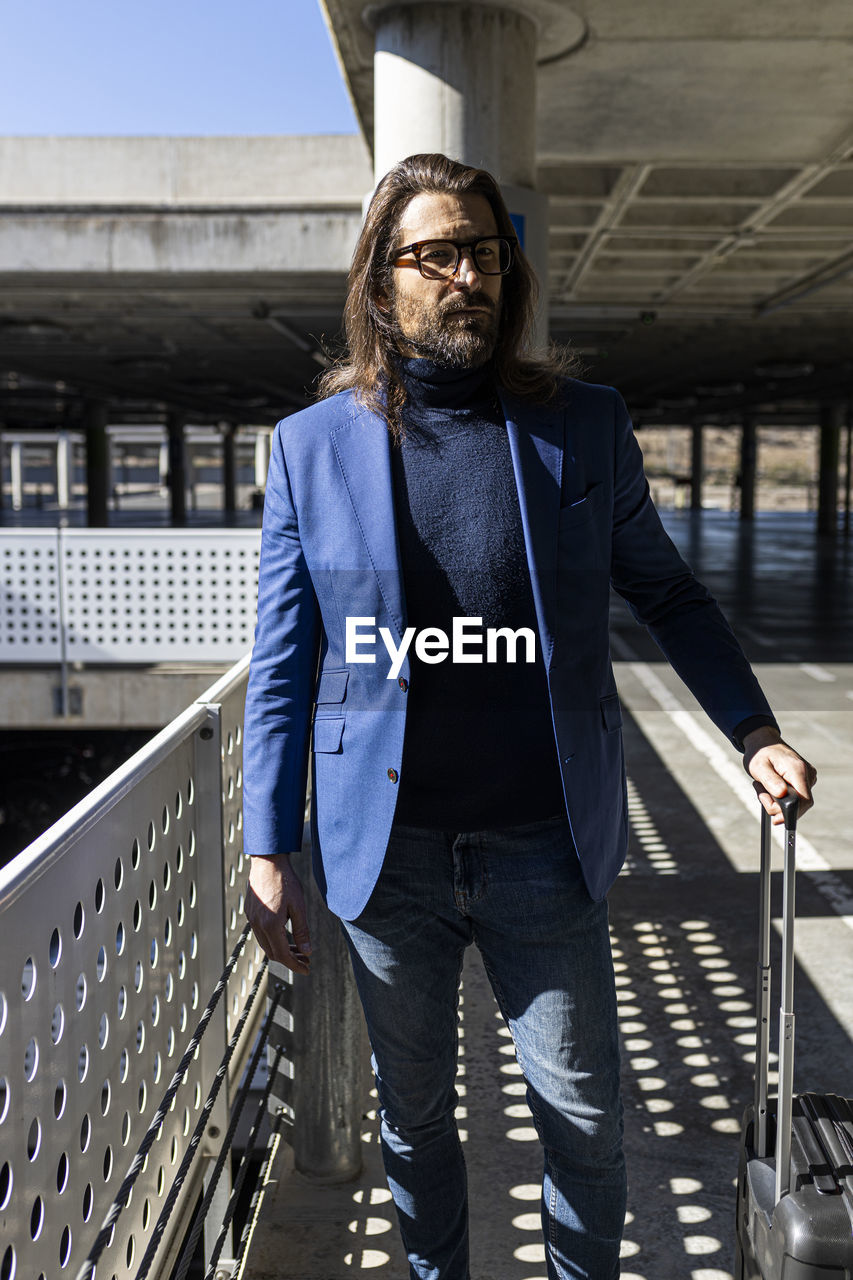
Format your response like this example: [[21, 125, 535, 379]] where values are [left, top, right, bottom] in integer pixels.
[[245, 512, 853, 1280]]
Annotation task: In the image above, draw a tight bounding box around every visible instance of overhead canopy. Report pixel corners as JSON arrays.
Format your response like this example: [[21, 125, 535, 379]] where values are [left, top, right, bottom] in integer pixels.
[[1, 1, 853, 429], [323, 0, 853, 421], [0, 136, 370, 428]]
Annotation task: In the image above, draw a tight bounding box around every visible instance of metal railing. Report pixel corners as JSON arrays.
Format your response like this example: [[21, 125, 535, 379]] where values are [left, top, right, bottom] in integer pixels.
[[1, 528, 261, 664], [0, 427, 271, 514], [0, 656, 287, 1280]]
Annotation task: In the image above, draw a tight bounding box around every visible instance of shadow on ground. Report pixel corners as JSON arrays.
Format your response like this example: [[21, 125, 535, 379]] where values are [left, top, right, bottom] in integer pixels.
[[245, 705, 852, 1280]]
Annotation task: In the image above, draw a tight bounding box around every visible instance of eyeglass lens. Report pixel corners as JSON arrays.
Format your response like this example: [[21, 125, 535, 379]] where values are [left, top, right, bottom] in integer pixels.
[[417, 238, 512, 277]]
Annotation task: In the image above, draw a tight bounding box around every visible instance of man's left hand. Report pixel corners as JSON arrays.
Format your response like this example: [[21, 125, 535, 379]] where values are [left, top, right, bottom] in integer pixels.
[[742, 725, 817, 823]]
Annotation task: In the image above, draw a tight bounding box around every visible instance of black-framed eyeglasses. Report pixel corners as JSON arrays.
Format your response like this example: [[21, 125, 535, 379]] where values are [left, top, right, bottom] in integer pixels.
[[391, 236, 517, 279]]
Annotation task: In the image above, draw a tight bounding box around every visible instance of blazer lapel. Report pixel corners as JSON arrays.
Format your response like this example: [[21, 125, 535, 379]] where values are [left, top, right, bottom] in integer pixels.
[[500, 391, 564, 668], [331, 405, 407, 641]]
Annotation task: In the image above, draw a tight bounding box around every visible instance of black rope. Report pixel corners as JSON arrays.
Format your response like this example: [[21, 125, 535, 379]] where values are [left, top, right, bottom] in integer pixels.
[[171, 989, 284, 1280], [74, 923, 254, 1280], [203, 1038, 286, 1279], [132, 964, 278, 1280], [232, 1110, 286, 1280]]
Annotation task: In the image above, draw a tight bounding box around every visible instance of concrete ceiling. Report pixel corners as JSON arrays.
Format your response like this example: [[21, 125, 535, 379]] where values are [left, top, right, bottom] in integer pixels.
[[0, 137, 369, 429], [0, 270, 351, 424], [322, 0, 853, 421], [2, 3, 853, 430]]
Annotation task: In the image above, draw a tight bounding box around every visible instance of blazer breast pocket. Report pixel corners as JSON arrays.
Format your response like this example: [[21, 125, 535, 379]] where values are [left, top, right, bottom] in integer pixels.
[[558, 482, 605, 530]]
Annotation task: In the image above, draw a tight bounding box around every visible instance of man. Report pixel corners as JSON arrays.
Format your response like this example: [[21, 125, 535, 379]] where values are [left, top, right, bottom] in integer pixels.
[[243, 153, 815, 1280]]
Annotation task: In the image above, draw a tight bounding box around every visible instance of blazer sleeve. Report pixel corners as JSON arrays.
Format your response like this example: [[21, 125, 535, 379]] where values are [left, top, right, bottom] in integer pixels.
[[608, 389, 775, 745], [243, 421, 321, 856]]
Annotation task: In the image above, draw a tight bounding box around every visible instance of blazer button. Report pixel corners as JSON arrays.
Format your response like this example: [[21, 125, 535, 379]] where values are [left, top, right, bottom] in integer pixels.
[[387, 768, 399, 783], [398, 677, 408, 692]]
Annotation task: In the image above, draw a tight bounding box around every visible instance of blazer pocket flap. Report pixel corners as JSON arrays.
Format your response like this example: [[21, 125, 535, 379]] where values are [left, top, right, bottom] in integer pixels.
[[316, 669, 349, 704], [559, 482, 604, 529], [600, 693, 623, 733], [313, 716, 344, 753]]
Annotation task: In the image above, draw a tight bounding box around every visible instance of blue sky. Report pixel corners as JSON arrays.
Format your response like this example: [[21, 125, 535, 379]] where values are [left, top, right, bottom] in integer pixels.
[[0, 0, 359, 134]]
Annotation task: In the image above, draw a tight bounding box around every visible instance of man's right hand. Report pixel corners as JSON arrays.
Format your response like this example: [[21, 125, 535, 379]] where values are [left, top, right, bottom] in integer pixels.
[[246, 853, 312, 976]]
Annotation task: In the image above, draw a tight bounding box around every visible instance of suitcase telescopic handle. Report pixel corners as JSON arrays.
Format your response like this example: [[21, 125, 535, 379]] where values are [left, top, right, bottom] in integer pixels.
[[778, 787, 799, 831], [775, 786, 799, 1203], [754, 786, 799, 1183]]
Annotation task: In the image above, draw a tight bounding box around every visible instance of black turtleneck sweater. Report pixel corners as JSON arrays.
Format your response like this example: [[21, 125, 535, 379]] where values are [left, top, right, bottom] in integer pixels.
[[389, 358, 566, 830]]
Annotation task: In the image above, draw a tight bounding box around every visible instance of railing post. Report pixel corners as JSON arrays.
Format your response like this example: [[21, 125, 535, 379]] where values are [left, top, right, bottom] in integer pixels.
[[55, 523, 69, 717], [254, 429, 271, 489], [56, 429, 72, 508], [194, 704, 235, 1265], [10, 439, 23, 510], [291, 828, 369, 1182]]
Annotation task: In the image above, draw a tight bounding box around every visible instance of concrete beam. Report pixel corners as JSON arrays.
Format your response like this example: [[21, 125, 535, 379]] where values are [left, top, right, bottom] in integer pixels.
[[0, 209, 363, 274], [0, 135, 372, 206], [0, 665, 232, 729]]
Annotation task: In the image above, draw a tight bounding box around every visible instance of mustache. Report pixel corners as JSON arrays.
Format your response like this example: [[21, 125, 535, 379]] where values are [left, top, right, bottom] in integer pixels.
[[441, 295, 497, 316]]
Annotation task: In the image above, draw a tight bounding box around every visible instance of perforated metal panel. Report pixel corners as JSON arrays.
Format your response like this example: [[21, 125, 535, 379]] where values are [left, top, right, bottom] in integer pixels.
[[0, 530, 261, 663], [219, 685, 250, 1058], [1, 531, 62, 658], [0, 659, 263, 1280], [207, 667, 270, 1081]]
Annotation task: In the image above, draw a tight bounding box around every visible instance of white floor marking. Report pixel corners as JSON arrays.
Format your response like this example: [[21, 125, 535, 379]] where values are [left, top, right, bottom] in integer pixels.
[[799, 663, 836, 683], [611, 633, 853, 927]]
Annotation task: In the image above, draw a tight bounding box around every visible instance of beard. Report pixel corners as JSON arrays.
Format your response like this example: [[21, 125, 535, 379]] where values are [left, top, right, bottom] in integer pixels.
[[391, 290, 500, 369]]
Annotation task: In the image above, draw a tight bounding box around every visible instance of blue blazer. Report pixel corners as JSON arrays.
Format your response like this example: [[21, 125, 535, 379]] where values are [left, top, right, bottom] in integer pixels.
[[243, 378, 773, 919]]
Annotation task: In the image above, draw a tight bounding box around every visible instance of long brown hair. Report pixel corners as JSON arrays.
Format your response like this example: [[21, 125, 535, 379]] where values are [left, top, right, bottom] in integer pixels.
[[317, 153, 575, 434]]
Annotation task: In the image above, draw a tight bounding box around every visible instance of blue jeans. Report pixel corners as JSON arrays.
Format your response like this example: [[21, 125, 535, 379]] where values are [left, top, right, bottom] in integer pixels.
[[340, 815, 626, 1280]]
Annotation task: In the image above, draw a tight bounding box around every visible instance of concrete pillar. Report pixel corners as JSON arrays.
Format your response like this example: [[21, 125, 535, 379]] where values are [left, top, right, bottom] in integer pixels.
[[222, 422, 237, 515], [739, 414, 757, 521], [254, 430, 271, 489], [291, 836, 368, 1182], [817, 402, 842, 536], [167, 412, 187, 527], [690, 422, 704, 511], [10, 440, 24, 511], [56, 430, 72, 509], [373, 3, 537, 187], [84, 400, 109, 526], [844, 403, 852, 536], [371, 2, 549, 347]]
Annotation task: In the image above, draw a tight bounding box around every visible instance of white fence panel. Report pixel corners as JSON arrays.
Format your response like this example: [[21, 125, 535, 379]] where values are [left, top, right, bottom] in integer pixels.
[[0, 529, 261, 663], [0, 657, 266, 1280], [0, 530, 62, 657]]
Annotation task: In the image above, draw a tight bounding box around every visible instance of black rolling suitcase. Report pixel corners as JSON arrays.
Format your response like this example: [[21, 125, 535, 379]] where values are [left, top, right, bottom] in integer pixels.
[[735, 789, 853, 1278]]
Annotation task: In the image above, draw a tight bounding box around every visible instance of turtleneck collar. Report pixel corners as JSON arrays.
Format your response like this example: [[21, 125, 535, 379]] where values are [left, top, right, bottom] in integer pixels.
[[396, 357, 497, 413]]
